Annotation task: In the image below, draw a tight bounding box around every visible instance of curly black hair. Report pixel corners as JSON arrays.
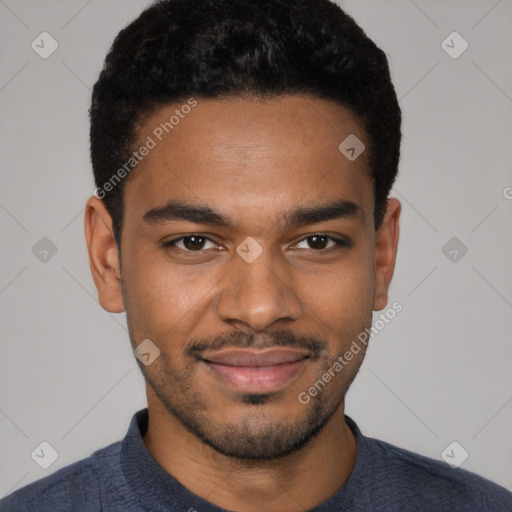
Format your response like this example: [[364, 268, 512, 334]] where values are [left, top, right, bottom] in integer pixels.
[[90, 0, 401, 249]]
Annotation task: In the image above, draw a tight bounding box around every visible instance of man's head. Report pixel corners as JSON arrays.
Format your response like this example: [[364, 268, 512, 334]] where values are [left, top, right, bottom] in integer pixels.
[[85, 0, 401, 461]]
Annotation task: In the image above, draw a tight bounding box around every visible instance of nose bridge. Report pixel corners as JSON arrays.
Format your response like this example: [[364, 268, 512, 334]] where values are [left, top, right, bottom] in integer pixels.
[[215, 239, 302, 331]]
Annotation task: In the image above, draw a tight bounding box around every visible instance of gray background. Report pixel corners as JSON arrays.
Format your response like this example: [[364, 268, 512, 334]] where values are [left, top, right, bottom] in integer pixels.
[[1, 0, 511, 498]]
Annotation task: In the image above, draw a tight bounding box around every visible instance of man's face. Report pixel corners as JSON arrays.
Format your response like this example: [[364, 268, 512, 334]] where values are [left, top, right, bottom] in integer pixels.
[[105, 95, 392, 459]]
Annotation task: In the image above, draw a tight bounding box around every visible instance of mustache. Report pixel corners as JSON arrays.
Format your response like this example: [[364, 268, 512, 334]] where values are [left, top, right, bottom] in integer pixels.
[[185, 328, 326, 360]]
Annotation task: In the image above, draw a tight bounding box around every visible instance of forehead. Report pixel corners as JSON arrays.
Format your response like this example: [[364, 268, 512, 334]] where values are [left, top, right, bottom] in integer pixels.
[[123, 95, 374, 230]]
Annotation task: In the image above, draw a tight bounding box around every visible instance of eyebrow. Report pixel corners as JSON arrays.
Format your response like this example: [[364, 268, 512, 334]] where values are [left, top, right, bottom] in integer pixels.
[[142, 198, 364, 230]]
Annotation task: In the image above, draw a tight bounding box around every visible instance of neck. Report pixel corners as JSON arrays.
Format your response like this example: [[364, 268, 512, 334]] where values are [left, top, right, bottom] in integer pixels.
[[142, 389, 357, 512]]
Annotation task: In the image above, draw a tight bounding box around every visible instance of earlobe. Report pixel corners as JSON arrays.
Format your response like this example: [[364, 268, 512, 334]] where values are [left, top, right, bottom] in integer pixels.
[[84, 196, 125, 313], [373, 198, 401, 311]]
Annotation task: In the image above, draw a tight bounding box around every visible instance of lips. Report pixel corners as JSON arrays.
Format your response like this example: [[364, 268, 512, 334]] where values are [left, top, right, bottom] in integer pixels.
[[204, 348, 309, 367], [202, 348, 309, 394]]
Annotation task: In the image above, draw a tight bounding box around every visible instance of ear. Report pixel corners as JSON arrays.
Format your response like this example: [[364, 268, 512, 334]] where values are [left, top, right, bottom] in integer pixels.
[[84, 196, 125, 313], [373, 198, 401, 311]]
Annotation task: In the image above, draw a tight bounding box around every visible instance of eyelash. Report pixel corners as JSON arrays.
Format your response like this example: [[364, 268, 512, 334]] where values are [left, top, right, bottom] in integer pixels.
[[162, 233, 350, 254]]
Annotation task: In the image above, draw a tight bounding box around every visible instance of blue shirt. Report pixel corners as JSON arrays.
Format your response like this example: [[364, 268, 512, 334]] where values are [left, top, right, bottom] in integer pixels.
[[1, 408, 511, 511]]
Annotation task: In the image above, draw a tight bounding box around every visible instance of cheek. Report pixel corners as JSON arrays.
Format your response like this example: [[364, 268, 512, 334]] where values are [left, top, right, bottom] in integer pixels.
[[123, 250, 216, 340], [303, 247, 374, 306], [305, 268, 373, 336], [298, 249, 375, 350]]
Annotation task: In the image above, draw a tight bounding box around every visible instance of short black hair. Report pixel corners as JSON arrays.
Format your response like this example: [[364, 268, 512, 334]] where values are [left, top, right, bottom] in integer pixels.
[[90, 0, 401, 249]]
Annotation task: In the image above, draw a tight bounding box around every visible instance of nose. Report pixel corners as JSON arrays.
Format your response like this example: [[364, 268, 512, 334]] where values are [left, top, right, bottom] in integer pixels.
[[215, 243, 302, 332]]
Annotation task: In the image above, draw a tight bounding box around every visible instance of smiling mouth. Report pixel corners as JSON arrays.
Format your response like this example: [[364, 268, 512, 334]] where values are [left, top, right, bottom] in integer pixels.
[[201, 348, 310, 394]]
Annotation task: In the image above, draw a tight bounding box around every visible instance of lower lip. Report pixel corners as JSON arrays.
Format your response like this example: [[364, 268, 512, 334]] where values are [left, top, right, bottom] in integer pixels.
[[204, 359, 307, 394]]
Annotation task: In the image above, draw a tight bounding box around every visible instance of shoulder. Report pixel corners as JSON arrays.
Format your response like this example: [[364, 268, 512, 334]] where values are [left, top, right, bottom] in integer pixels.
[[364, 435, 512, 510], [0, 442, 123, 512]]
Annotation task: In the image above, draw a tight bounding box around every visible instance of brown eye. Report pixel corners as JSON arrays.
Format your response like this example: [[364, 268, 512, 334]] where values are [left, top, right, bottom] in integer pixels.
[[164, 235, 217, 252], [182, 235, 207, 250], [295, 234, 350, 251], [306, 235, 329, 250]]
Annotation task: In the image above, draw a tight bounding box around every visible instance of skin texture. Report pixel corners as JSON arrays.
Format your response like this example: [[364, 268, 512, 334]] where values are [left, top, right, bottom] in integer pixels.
[[85, 94, 401, 512]]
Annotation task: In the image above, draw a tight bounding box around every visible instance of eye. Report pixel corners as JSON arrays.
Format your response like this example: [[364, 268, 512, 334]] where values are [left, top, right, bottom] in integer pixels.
[[164, 235, 218, 252], [294, 234, 350, 251], [163, 233, 351, 255]]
